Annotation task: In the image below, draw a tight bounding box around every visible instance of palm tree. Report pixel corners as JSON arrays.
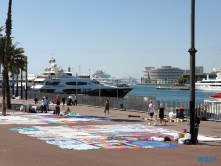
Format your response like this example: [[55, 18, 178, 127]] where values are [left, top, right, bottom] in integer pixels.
[[8, 46, 25, 95], [7, 45, 26, 108], [0, 36, 27, 108], [0, 26, 4, 35], [2, 0, 12, 115]]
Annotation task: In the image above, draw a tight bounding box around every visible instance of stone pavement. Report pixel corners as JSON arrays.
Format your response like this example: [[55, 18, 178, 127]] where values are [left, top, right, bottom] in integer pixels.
[[0, 98, 221, 166]]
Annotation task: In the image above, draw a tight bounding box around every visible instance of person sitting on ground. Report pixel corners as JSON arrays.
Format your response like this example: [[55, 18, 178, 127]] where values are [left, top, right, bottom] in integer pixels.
[[64, 107, 71, 115]]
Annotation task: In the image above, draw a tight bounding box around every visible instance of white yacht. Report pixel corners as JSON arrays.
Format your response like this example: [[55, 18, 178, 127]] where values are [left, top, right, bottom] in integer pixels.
[[0, 73, 37, 90], [30, 58, 132, 97], [186, 72, 221, 91]]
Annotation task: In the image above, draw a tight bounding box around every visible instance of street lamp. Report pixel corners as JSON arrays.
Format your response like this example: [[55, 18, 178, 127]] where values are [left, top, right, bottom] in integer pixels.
[[189, 0, 197, 144], [116, 77, 119, 101]]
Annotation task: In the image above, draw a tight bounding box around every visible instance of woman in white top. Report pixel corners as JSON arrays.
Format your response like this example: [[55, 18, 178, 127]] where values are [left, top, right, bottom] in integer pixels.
[[148, 100, 155, 125]]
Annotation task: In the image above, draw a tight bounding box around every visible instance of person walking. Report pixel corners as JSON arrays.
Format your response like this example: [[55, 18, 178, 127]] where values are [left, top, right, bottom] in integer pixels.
[[158, 103, 165, 125], [74, 94, 77, 106], [45, 96, 50, 113], [195, 114, 200, 143], [104, 100, 109, 116], [148, 100, 155, 125], [56, 95, 60, 105], [41, 97, 47, 113], [61, 95, 66, 106]]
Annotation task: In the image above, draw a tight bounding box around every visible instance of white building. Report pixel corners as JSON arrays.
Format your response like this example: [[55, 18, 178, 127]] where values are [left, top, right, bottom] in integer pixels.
[[142, 66, 185, 84]]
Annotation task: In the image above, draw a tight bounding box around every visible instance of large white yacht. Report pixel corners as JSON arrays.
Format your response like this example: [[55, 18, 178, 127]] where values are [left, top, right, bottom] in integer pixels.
[[0, 73, 37, 90], [186, 72, 221, 91], [30, 58, 132, 97]]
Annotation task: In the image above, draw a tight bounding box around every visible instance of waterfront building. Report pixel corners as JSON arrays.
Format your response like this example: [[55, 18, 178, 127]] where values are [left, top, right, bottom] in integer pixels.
[[185, 66, 203, 74], [142, 66, 184, 84]]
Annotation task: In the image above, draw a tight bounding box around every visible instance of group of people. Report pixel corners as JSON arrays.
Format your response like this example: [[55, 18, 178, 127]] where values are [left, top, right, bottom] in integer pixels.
[[40, 96, 50, 113], [37, 94, 77, 114], [54, 104, 71, 116], [147, 100, 165, 126], [147, 100, 200, 127], [54, 95, 77, 115], [56, 94, 77, 106]]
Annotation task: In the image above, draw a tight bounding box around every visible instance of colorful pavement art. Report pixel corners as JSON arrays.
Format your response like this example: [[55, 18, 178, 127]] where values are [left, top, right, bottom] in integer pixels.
[[10, 124, 179, 150], [0, 112, 109, 124]]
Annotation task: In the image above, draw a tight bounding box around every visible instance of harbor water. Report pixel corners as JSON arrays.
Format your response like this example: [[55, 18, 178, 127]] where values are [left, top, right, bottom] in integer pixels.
[[127, 85, 215, 104]]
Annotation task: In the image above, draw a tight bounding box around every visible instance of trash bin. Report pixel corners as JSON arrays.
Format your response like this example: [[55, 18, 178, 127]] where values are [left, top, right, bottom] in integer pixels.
[[120, 104, 123, 109]]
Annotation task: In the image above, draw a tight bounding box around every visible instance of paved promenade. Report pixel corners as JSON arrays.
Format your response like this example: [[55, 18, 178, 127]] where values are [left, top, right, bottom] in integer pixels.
[[0, 98, 221, 166]]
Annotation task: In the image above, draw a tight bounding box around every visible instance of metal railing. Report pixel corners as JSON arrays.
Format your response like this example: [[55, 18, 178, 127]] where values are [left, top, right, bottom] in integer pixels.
[[0, 91, 220, 122]]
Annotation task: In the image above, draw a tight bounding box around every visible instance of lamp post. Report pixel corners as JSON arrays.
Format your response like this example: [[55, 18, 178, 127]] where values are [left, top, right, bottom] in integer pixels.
[[116, 77, 118, 101], [188, 0, 197, 144], [25, 56, 27, 100], [76, 73, 77, 95]]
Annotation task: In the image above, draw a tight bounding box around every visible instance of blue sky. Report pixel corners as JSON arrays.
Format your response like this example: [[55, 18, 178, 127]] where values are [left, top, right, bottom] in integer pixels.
[[0, 0, 221, 80]]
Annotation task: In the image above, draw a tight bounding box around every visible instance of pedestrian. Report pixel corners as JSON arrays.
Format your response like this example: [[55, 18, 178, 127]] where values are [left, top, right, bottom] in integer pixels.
[[148, 100, 155, 125], [34, 97, 38, 104], [74, 94, 77, 106], [55, 104, 60, 115], [61, 95, 66, 106], [158, 103, 166, 125], [41, 97, 47, 113], [56, 95, 60, 105], [195, 113, 200, 143], [104, 100, 109, 116], [67, 95, 73, 105], [45, 96, 50, 113]]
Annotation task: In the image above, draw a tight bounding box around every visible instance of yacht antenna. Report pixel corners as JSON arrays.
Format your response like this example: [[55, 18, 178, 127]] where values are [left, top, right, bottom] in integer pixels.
[[211, 48, 221, 72]]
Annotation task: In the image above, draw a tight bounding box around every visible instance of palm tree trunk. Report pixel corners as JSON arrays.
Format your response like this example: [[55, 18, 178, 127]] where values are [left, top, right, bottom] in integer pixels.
[[2, 0, 12, 115], [12, 68, 14, 95], [20, 69, 23, 99], [16, 68, 18, 95], [6, 71, 12, 109]]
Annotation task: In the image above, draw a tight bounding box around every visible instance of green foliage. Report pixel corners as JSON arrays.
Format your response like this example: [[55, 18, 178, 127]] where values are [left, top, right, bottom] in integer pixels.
[[178, 76, 187, 84], [0, 26, 26, 71]]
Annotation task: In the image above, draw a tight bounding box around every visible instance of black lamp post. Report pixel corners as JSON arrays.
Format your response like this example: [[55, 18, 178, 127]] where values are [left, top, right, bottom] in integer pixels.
[[188, 0, 197, 144]]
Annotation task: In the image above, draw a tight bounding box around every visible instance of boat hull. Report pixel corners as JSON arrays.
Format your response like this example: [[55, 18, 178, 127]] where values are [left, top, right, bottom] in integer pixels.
[[186, 83, 221, 91], [87, 88, 133, 98], [210, 93, 221, 98], [38, 87, 133, 98]]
